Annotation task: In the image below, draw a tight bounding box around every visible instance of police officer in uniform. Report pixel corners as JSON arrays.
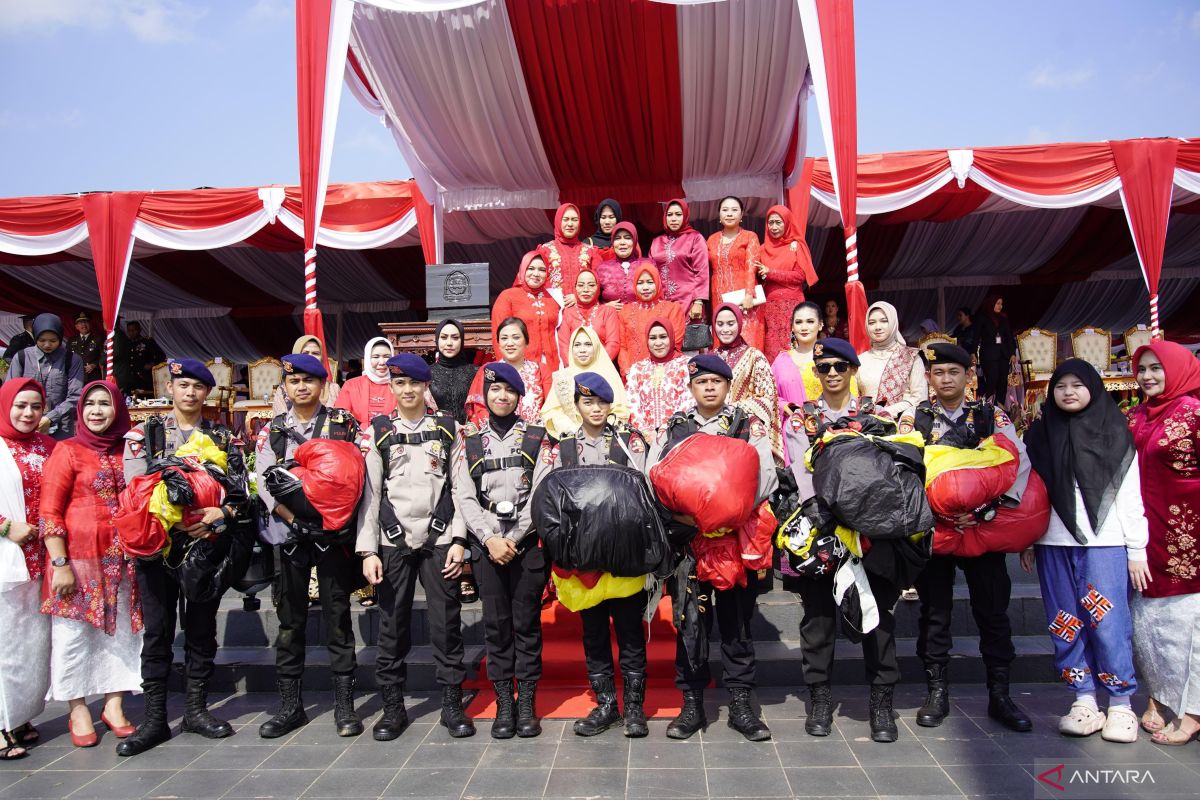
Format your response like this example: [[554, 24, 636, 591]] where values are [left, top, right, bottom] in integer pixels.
[[69, 311, 104, 380], [2, 314, 36, 360], [911, 342, 1032, 732], [256, 353, 365, 739], [784, 338, 907, 742], [120, 320, 165, 396], [357, 354, 474, 740], [531, 372, 652, 739], [451, 362, 549, 739], [117, 359, 249, 756], [647, 354, 777, 742]]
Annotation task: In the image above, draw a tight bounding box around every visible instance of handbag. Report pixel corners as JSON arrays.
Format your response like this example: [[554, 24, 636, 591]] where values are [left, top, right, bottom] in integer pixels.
[[682, 321, 712, 352]]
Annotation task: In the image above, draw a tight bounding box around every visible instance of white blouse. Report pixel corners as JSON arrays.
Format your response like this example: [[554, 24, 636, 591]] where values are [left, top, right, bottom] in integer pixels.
[[1036, 458, 1148, 561]]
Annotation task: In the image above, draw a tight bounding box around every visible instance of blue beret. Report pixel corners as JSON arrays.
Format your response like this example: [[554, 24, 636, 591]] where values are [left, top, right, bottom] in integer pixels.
[[281, 353, 328, 379], [386, 353, 431, 382], [687, 353, 733, 382], [573, 371, 614, 403], [168, 358, 215, 387], [482, 361, 525, 396], [811, 337, 859, 367]]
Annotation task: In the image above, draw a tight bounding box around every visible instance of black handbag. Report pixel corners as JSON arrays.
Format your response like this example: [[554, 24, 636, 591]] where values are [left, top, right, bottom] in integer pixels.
[[682, 321, 712, 352]]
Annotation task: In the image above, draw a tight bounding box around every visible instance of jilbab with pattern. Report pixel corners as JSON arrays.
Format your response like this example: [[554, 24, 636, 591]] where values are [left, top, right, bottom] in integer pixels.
[[855, 300, 927, 425], [711, 303, 782, 462]]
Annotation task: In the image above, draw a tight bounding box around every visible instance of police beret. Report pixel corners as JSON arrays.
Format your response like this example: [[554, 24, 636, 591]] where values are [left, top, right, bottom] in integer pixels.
[[482, 361, 525, 396], [167, 358, 216, 387], [281, 353, 328, 380], [920, 341, 972, 369], [573, 371, 614, 403], [687, 353, 733, 382], [386, 353, 431, 382], [811, 337, 860, 367]]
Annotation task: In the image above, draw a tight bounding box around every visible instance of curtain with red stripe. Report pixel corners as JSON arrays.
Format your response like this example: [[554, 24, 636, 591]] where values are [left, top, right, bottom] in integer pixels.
[[80, 192, 146, 377]]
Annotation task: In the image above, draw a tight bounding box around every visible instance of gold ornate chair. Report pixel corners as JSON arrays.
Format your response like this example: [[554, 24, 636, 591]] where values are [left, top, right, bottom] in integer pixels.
[[1071, 327, 1112, 375], [204, 358, 235, 424], [1123, 325, 1153, 367], [1016, 328, 1058, 383], [151, 362, 170, 399], [233, 357, 283, 434]]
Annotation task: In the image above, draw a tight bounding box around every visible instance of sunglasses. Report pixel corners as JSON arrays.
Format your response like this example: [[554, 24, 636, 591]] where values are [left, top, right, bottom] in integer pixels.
[[815, 361, 852, 375]]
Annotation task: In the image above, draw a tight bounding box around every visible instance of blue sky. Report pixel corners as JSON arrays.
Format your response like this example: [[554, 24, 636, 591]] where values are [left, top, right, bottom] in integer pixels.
[[1, 0, 1197, 197]]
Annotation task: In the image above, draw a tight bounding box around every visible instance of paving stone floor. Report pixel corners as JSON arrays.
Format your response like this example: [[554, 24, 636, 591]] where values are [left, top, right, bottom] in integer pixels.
[[2, 684, 1197, 799]]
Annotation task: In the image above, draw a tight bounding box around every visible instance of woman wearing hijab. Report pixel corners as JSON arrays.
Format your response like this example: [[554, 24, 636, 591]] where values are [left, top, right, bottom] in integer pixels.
[[40, 381, 142, 747], [0, 379, 56, 760], [625, 319, 691, 437], [271, 335, 341, 416], [540, 326, 629, 439], [1021, 360, 1147, 744], [583, 198, 621, 262], [711, 303, 782, 461], [557, 269, 621, 365], [495, 252, 560, 371], [856, 301, 928, 425], [650, 199, 709, 323], [1127, 341, 1200, 745], [465, 318, 546, 427], [429, 319, 477, 425], [758, 206, 818, 361], [617, 265, 685, 374], [4, 312, 84, 440], [708, 196, 764, 351], [974, 294, 1017, 403], [596, 222, 657, 308], [537, 203, 597, 297], [336, 337, 396, 429]]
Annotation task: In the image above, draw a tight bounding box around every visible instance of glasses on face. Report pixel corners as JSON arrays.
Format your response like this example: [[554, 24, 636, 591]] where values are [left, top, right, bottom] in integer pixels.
[[815, 361, 851, 375]]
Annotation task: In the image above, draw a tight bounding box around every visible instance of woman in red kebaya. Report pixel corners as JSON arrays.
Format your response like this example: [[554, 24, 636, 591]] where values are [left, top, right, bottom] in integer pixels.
[[335, 336, 396, 428], [494, 252, 560, 372], [465, 318, 546, 426], [759, 205, 818, 362], [40, 382, 142, 748], [649, 198, 709, 324], [617, 265, 684, 374], [558, 268, 621, 365], [625, 319, 691, 437], [596, 222, 657, 308], [707, 196, 764, 351], [537, 203, 596, 299]]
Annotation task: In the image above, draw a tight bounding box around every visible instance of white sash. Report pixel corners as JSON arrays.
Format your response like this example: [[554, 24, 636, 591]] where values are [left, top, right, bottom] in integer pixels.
[[0, 439, 31, 590]]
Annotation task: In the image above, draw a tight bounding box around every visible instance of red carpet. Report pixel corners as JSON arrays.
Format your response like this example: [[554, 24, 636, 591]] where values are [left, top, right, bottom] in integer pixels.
[[465, 596, 685, 719]]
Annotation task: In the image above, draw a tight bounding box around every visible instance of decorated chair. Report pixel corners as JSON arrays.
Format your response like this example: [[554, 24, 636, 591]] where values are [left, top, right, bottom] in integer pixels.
[[151, 362, 170, 399], [204, 358, 235, 423], [233, 357, 283, 435], [1123, 325, 1153, 367], [1016, 328, 1057, 383], [1071, 327, 1112, 375]]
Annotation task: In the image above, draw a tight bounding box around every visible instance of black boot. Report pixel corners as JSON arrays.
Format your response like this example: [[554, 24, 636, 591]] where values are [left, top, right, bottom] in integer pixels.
[[573, 674, 622, 737], [986, 666, 1032, 732], [372, 685, 409, 741], [180, 679, 233, 739], [258, 678, 308, 739], [491, 680, 516, 739], [439, 685, 475, 738], [805, 683, 834, 737], [516, 680, 541, 738], [622, 672, 648, 739], [868, 685, 898, 743], [116, 680, 171, 756], [727, 687, 771, 742], [666, 689, 707, 740], [915, 664, 950, 728], [332, 674, 364, 737]]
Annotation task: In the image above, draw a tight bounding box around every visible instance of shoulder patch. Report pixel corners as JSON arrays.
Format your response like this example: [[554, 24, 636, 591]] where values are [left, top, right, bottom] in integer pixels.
[[789, 414, 805, 433], [749, 418, 767, 438], [628, 435, 646, 454], [993, 408, 1013, 429], [804, 414, 819, 437], [541, 443, 558, 465], [127, 440, 144, 458], [462, 422, 478, 437]]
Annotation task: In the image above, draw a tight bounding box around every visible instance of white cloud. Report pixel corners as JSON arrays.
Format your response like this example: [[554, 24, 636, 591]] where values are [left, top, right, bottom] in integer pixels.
[[243, 0, 291, 23], [1028, 63, 1094, 89], [0, 0, 206, 44]]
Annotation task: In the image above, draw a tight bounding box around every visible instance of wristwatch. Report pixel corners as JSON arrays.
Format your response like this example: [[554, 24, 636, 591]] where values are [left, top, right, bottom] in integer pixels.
[[209, 518, 228, 535], [51, 556, 70, 568]]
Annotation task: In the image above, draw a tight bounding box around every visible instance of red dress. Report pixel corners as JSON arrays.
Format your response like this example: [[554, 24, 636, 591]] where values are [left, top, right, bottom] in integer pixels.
[[0, 433, 56, 581], [494, 254, 560, 372], [760, 205, 818, 362], [39, 440, 142, 635], [617, 266, 685, 374], [708, 229, 764, 351], [336, 376, 397, 429], [558, 297, 622, 365], [536, 203, 597, 293]]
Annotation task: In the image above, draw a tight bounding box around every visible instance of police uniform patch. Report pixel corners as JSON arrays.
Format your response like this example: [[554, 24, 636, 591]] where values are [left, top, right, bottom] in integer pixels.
[[994, 408, 1013, 429], [628, 436, 645, 454], [789, 414, 805, 433], [128, 440, 144, 458], [484, 367, 497, 382], [749, 419, 766, 438], [541, 443, 558, 465]]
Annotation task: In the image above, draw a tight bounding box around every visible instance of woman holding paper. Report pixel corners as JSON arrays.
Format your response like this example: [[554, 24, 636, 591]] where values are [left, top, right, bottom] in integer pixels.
[[707, 196, 764, 351]]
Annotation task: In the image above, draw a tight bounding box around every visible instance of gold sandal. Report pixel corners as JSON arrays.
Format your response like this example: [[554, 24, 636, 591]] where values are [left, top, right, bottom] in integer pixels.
[[1151, 721, 1200, 746]]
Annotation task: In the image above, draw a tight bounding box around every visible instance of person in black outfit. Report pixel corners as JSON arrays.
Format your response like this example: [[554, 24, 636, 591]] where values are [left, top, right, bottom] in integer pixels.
[[428, 319, 477, 424], [973, 295, 1016, 404], [950, 307, 978, 361], [3, 314, 36, 360]]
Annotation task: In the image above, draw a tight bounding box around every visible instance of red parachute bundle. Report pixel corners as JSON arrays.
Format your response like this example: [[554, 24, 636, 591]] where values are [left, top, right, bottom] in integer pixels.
[[285, 439, 365, 531], [691, 534, 745, 591], [737, 502, 776, 571], [115, 466, 225, 559], [649, 435, 759, 533]]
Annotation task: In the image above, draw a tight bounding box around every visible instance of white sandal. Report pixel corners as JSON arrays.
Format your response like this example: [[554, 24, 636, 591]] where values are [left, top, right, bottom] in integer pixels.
[[1101, 706, 1138, 743], [1059, 702, 1106, 737]]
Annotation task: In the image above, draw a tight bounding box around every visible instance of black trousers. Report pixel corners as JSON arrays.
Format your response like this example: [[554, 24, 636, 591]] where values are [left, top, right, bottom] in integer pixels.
[[915, 551, 1015, 670], [275, 543, 358, 679], [136, 557, 220, 683], [474, 544, 548, 682], [580, 590, 647, 679], [979, 358, 1009, 404], [375, 543, 467, 689], [675, 572, 760, 692], [797, 571, 900, 686]]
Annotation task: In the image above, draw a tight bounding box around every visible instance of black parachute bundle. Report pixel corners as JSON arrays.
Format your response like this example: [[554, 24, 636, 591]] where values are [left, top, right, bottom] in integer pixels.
[[532, 464, 671, 577]]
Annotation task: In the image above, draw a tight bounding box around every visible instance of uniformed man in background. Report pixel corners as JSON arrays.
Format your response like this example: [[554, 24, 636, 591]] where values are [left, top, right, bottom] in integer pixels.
[[69, 311, 103, 380]]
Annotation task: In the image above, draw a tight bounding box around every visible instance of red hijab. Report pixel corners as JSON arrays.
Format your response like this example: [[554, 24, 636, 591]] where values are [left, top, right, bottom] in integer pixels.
[[662, 199, 695, 235], [1133, 340, 1200, 422], [760, 205, 818, 284], [72, 381, 131, 455], [0, 378, 46, 443], [711, 302, 746, 351], [553, 203, 582, 245], [630, 263, 661, 303], [512, 250, 549, 291], [573, 268, 601, 309], [646, 318, 678, 363], [611, 220, 642, 258]]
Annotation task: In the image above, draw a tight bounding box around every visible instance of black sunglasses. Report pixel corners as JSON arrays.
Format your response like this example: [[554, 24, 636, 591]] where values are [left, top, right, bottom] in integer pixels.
[[815, 361, 852, 375]]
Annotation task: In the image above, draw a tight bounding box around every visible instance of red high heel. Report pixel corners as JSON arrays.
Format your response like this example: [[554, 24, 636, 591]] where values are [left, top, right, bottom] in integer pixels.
[[68, 718, 98, 748], [101, 713, 135, 738]]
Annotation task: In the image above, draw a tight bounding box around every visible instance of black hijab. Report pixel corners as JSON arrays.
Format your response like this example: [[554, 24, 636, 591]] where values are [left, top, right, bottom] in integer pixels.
[[1025, 358, 1134, 544], [589, 199, 622, 249], [433, 318, 472, 368]]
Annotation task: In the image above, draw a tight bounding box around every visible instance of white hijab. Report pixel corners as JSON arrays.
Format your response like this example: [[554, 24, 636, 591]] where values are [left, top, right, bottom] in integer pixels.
[[865, 300, 906, 353], [362, 336, 394, 385]]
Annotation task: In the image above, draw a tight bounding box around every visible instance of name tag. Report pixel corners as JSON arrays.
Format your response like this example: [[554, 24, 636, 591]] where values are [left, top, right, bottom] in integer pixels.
[[995, 336, 1002, 345]]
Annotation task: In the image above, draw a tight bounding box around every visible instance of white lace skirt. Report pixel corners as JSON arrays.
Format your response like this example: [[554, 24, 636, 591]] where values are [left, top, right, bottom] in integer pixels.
[[48, 581, 143, 701], [0, 580, 50, 729], [1132, 591, 1200, 716]]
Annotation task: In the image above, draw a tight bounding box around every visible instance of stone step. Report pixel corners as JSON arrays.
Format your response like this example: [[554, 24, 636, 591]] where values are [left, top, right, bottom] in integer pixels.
[[177, 635, 1057, 693]]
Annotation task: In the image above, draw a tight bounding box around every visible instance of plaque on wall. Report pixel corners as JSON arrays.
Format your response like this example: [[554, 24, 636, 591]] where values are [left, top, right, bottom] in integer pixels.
[[426, 263, 489, 310]]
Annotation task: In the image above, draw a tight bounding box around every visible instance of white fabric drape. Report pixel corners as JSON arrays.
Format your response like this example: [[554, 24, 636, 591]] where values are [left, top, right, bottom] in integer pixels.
[[1, 261, 214, 315], [1175, 169, 1200, 196], [208, 247, 412, 309], [0, 224, 89, 257], [144, 315, 263, 363], [275, 207, 417, 249]]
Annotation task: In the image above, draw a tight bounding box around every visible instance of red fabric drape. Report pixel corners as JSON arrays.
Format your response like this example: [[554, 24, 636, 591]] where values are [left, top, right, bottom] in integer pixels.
[[80, 192, 146, 376], [505, 0, 684, 205], [137, 188, 265, 230], [787, 157, 816, 239], [811, 149, 949, 198], [411, 180, 437, 265], [971, 142, 1117, 195], [1110, 138, 1181, 336], [280, 181, 415, 232], [0, 195, 85, 236]]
